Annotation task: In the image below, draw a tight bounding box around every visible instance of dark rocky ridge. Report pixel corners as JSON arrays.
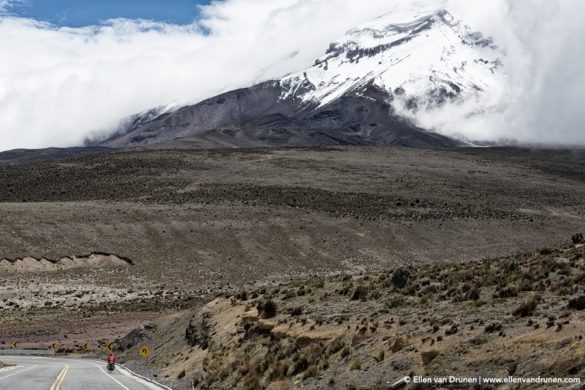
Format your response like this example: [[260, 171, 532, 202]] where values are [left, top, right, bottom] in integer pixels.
[[97, 80, 461, 150]]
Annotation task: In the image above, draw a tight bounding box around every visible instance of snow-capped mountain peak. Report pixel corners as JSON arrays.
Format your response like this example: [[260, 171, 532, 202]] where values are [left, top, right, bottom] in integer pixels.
[[98, 8, 502, 150], [279, 9, 504, 112]]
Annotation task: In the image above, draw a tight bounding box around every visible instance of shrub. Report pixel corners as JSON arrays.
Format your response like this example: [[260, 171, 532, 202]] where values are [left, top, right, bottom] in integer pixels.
[[177, 370, 186, 379], [313, 278, 325, 288], [290, 306, 303, 316], [392, 267, 411, 289], [512, 294, 540, 317], [469, 334, 488, 345], [386, 295, 406, 308], [389, 337, 406, 353], [421, 350, 440, 365], [340, 346, 351, 358], [505, 260, 519, 272], [445, 324, 458, 336], [495, 285, 518, 298], [268, 361, 288, 381], [259, 300, 278, 319], [373, 350, 385, 362], [464, 286, 481, 301], [484, 322, 503, 333], [302, 365, 319, 380], [292, 357, 309, 375], [351, 286, 368, 301], [236, 290, 248, 300], [568, 295, 585, 310]]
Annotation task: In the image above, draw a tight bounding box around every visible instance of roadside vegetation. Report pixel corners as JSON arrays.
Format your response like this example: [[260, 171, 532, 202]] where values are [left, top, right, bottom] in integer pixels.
[[119, 237, 585, 389]]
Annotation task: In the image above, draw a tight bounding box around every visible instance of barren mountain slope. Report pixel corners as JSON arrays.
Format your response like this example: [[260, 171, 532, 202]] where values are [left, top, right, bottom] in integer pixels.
[[1, 146, 585, 355]]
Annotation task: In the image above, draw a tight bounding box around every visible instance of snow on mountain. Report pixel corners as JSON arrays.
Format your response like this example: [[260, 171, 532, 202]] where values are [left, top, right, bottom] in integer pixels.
[[101, 102, 180, 141], [97, 8, 503, 149], [279, 9, 504, 114]]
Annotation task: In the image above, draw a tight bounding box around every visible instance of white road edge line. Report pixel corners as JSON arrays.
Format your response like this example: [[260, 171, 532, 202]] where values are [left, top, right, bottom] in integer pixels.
[[89, 362, 130, 390], [86, 359, 170, 390], [0, 365, 35, 381], [117, 364, 172, 390], [0, 366, 19, 373]]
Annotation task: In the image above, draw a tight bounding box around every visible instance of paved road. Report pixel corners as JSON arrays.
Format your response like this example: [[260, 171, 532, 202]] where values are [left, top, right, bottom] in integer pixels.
[[0, 356, 165, 390]]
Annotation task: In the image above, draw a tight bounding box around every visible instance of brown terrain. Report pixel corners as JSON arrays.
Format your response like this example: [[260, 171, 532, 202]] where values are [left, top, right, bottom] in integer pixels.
[[0, 146, 584, 388], [122, 242, 585, 389]]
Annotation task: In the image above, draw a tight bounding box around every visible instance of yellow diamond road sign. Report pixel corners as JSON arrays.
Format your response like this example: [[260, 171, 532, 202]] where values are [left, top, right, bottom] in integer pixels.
[[139, 346, 150, 357], [106, 343, 113, 352], [11, 341, 18, 349], [50, 342, 59, 350], [82, 342, 91, 351]]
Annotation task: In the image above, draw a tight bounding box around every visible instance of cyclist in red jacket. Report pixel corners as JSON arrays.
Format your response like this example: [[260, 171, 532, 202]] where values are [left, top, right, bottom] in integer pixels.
[[107, 354, 116, 372]]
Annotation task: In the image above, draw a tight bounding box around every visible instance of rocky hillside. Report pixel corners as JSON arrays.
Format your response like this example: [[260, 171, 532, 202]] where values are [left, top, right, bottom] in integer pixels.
[[116, 237, 585, 389]]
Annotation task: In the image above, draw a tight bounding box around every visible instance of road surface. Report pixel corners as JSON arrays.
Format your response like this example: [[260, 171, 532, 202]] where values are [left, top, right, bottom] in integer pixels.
[[0, 356, 165, 390]]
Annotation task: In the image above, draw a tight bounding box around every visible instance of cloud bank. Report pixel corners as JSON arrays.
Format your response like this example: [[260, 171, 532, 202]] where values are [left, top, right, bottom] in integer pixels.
[[0, 0, 583, 151], [409, 0, 585, 145]]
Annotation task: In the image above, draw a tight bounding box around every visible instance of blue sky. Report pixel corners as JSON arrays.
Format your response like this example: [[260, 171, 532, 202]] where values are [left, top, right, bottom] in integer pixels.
[[7, 0, 211, 26]]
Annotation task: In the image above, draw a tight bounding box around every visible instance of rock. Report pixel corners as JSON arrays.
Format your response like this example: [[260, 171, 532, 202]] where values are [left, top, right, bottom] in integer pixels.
[[185, 313, 211, 349], [116, 324, 156, 352]]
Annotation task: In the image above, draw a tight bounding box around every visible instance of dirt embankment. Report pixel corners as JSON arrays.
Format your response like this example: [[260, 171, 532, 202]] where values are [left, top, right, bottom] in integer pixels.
[[0, 252, 132, 273], [116, 239, 585, 389]]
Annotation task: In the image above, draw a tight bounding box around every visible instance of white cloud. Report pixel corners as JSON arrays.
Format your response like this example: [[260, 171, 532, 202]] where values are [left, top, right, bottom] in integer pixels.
[[0, 0, 21, 14], [405, 0, 585, 145], [0, 0, 583, 151]]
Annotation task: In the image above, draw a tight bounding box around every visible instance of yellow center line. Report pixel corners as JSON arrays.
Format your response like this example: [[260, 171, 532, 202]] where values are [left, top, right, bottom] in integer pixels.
[[49, 364, 69, 390]]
